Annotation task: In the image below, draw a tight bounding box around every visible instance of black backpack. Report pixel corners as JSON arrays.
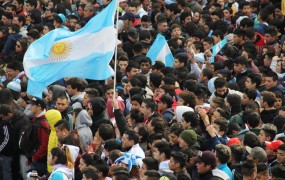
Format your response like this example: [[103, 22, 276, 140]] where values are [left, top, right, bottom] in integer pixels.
[[18, 119, 49, 158]]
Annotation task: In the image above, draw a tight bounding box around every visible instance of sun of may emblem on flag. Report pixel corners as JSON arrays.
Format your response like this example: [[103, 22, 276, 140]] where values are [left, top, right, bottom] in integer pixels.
[[49, 41, 72, 61]]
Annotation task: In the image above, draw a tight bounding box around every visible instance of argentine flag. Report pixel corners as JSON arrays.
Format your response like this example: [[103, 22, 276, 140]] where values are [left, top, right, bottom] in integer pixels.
[[208, 38, 227, 63], [24, 0, 116, 98], [146, 34, 174, 67]]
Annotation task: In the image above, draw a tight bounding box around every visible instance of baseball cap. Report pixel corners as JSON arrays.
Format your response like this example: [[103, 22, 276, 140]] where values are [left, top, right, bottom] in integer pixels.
[[31, 97, 46, 109], [226, 138, 241, 146], [54, 13, 66, 24], [127, 27, 138, 38], [265, 140, 284, 150], [245, 146, 267, 162], [195, 151, 217, 168], [121, 12, 135, 22]]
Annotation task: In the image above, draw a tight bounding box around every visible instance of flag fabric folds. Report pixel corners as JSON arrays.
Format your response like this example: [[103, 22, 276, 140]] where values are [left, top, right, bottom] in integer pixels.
[[23, 0, 116, 98], [146, 34, 174, 67], [208, 38, 227, 63]]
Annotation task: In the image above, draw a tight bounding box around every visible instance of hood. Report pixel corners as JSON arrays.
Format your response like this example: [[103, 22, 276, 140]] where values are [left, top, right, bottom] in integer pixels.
[[63, 144, 80, 163], [53, 164, 73, 179], [175, 106, 194, 123], [90, 97, 106, 117], [45, 109, 62, 130], [50, 85, 67, 102], [76, 109, 92, 128]]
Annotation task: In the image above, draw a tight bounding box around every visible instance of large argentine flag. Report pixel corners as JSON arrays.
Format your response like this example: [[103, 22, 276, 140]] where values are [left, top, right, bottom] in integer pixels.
[[146, 34, 174, 67], [208, 38, 227, 63], [24, 0, 116, 98]]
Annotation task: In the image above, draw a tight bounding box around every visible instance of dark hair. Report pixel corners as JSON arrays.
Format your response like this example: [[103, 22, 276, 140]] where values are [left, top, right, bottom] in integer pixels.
[[180, 11, 191, 23], [112, 167, 129, 180], [81, 153, 95, 166], [26, 0, 37, 8], [161, 67, 175, 76], [258, 9, 269, 21], [93, 159, 109, 177], [130, 109, 144, 124], [142, 99, 156, 112], [54, 119, 70, 131], [211, 10, 223, 19], [242, 160, 257, 177], [247, 112, 260, 128], [149, 73, 162, 88], [174, 53, 188, 67], [214, 77, 227, 89], [147, 133, 163, 145], [261, 91, 276, 107], [6, 61, 23, 71], [0, 104, 13, 115], [230, 144, 244, 163], [66, 78, 85, 91], [82, 167, 99, 180], [51, 147, 67, 165], [271, 165, 285, 179], [98, 124, 114, 141], [247, 73, 262, 88], [182, 111, 199, 128], [243, 132, 260, 148], [144, 170, 161, 179], [244, 88, 257, 100], [214, 118, 228, 133], [124, 130, 139, 144], [104, 139, 121, 152], [126, 62, 140, 74], [153, 141, 171, 159], [264, 71, 278, 82], [240, 18, 254, 28], [142, 157, 159, 171], [171, 152, 188, 169]]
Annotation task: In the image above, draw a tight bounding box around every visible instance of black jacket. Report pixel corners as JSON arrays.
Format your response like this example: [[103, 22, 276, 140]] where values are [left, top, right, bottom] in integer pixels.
[[0, 120, 13, 156]]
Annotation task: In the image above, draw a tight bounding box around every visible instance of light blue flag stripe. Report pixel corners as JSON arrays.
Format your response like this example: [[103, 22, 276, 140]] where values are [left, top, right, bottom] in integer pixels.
[[146, 34, 174, 67], [24, 0, 117, 98], [208, 38, 227, 63]]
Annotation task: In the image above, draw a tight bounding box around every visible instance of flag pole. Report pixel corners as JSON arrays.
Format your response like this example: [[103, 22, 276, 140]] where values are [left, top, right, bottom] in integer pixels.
[[113, 0, 119, 105]]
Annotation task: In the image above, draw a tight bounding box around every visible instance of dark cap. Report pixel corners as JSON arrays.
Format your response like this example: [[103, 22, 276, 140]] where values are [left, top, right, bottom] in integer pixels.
[[121, 12, 135, 22], [31, 97, 46, 109], [127, 27, 138, 38], [196, 151, 217, 168]]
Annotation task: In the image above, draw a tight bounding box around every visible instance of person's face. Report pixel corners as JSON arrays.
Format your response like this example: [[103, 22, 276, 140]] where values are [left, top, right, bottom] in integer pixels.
[[12, 0, 21, 10], [277, 149, 285, 164], [45, 9, 53, 17], [66, 85, 76, 96], [27, 36, 34, 44], [275, 8, 282, 19], [264, 77, 277, 89], [139, 162, 148, 179], [31, 104, 41, 115], [55, 126, 65, 138], [178, 136, 188, 148], [157, 101, 166, 111], [181, 117, 189, 129], [43, 26, 50, 35], [131, 100, 140, 110], [198, 18, 205, 27], [203, 41, 212, 51], [157, 22, 168, 33], [212, 35, 220, 44], [211, 15, 219, 22], [140, 62, 151, 74], [196, 161, 211, 174], [265, 147, 275, 157], [69, 18, 78, 27], [242, 5, 252, 16], [140, 102, 150, 117], [77, 6, 84, 16], [173, 59, 183, 69], [127, 68, 140, 79], [258, 130, 268, 143], [211, 110, 221, 122], [274, 98, 282, 109], [223, 9, 231, 20], [105, 89, 114, 99], [79, 158, 88, 172], [83, 94, 91, 108], [75, 23, 82, 31], [245, 78, 256, 90], [121, 133, 133, 149], [15, 41, 23, 53], [169, 132, 179, 145], [169, 157, 177, 171], [256, 172, 269, 180], [241, 93, 250, 105], [265, 34, 275, 45], [209, 5, 216, 13], [83, 8, 93, 17], [183, 16, 191, 26], [12, 17, 20, 26], [128, 6, 137, 15], [141, 21, 149, 28], [216, 86, 227, 96], [192, 12, 200, 23], [171, 27, 181, 38], [48, 154, 56, 165], [233, 34, 241, 45], [217, 0, 224, 8], [1, 16, 11, 26], [6, 68, 18, 80], [56, 98, 69, 112], [152, 147, 161, 161], [234, 63, 244, 74], [210, 102, 219, 113], [25, 2, 33, 12]]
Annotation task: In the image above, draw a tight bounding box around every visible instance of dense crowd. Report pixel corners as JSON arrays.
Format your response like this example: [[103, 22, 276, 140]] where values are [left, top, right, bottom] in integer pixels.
[[0, 0, 285, 179]]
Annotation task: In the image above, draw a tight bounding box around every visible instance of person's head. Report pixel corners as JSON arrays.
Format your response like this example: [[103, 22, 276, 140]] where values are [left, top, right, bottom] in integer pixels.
[[140, 99, 156, 119], [12, 15, 25, 27], [66, 78, 85, 96], [196, 151, 217, 174], [181, 111, 199, 129], [54, 119, 70, 138], [98, 124, 114, 142], [258, 123, 277, 143], [211, 29, 223, 44], [247, 112, 260, 129], [233, 56, 248, 74], [169, 152, 188, 172], [168, 126, 183, 145], [274, 92, 283, 109], [48, 147, 67, 166], [27, 29, 40, 44], [122, 130, 139, 149], [82, 167, 99, 180], [140, 157, 159, 178], [43, 23, 55, 35], [30, 97, 46, 115], [156, 18, 168, 34], [210, 97, 226, 113], [229, 144, 244, 164], [260, 91, 276, 109], [173, 53, 188, 69], [246, 146, 267, 163], [25, 0, 37, 12], [243, 131, 260, 148], [126, 62, 140, 79], [79, 153, 96, 172], [15, 37, 28, 54], [56, 95, 69, 113], [180, 11, 191, 27], [264, 27, 277, 45], [265, 140, 284, 160], [156, 94, 173, 112], [242, 88, 257, 106], [226, 93, 241, 109], [118, 55, 129, 73], [211, 10, 223, 22], [140, 57, 152, 74], [262, 51, 275, 68], [112, 166, 129, 180], [153, 141, 171, 162], [215, 143, 231, 165], [83, 4, 94, 18], [170, 23, 182, 38], [200, 68, 213, 83], [1, 12, 13, 26], [53, 13, 66, 28], [178, 91, 196, 108], [240, 2, 252, 17], [271, 164, 285, 179], [214, 78, 228, 96], [178, 129, 197, 149], [0, 104, 14, 121], [143, 170, 161, 180], [264, 71, 278, 90], [245, 73, 262, 90], [12, 0, 24, 11], [213, 118, 228, 136], [242, 160, 257, 180]]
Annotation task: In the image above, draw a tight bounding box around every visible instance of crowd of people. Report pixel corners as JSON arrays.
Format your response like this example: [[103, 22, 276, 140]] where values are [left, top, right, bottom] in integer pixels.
[[0, 0, 285, 179]]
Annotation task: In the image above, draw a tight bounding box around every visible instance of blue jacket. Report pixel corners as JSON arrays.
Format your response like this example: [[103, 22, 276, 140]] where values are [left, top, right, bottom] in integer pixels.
[[218, 163, 233, 180], [2, 33, 21, 59]]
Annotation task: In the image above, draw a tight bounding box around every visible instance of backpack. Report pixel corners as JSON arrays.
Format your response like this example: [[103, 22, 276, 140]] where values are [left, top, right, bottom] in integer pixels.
[[18, 119, 49, 158]]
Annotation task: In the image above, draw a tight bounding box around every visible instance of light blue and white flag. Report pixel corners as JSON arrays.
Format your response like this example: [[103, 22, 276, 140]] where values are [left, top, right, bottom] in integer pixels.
[[24, 0, 117, 98], [146, 34, 174, 67], [208, 38, 227, 63]]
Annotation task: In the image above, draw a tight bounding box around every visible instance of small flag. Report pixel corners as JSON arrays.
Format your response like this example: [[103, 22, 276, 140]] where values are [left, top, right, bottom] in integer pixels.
[[24, 0, 117, 98], [208, 38, 227, 63], [146, 34, 174, 67]]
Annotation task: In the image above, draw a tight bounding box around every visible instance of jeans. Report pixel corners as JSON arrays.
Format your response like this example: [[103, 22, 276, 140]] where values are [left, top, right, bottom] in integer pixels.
[[0, 155, 13, 180], [20, 154, 30, 180]]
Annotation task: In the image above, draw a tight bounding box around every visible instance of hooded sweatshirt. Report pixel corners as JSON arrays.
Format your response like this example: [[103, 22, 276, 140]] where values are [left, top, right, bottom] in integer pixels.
[[48, 164, 73, 180], [75, 110, 93, 150]]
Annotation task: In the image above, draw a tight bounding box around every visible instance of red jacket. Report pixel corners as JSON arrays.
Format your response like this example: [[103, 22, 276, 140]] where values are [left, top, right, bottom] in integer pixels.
[[32, 115, 50, 162]]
